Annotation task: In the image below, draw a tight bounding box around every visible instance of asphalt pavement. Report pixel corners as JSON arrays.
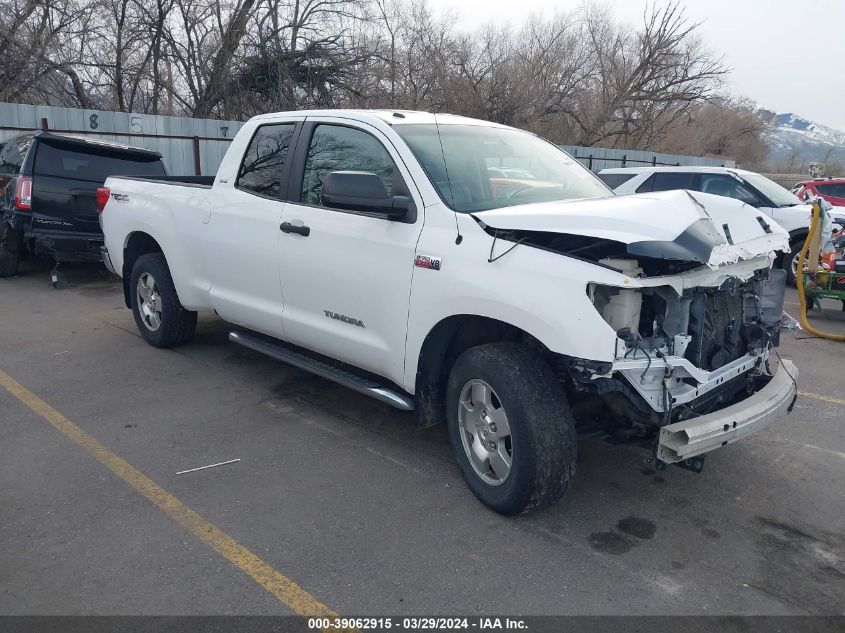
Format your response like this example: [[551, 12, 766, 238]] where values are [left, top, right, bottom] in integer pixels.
[[1, 261, 843, 617]]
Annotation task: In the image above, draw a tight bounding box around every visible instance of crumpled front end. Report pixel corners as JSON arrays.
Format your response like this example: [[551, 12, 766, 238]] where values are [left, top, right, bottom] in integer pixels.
[[476, 188, 798, 461], [473, 189, 791, 271], [591, 261, 787, 408], [574, 258, 798, 463]]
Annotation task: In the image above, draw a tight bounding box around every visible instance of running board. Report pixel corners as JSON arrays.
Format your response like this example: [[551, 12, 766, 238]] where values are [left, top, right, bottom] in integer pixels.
[[228, 331, 415, 411]]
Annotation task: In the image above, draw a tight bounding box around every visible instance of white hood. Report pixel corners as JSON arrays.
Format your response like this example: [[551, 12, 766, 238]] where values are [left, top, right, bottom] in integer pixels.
[[473, 189, 790, 269]]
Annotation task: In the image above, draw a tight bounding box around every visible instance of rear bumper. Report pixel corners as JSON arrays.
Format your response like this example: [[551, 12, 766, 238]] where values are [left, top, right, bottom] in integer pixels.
[[657, 360, 798, 464], [29, 229, 104, 262]]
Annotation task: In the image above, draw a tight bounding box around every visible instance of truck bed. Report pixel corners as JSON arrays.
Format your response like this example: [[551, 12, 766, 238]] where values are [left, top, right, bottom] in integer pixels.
[[111, 175, 215, 188]]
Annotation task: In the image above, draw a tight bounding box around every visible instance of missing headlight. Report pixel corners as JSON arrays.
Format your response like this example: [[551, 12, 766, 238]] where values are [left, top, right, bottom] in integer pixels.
[[590, 285, 643, 333]]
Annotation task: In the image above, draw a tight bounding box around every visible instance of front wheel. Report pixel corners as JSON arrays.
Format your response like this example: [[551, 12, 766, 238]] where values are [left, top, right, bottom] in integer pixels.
[[446, 343, 577, 515], [130, 253, 197, 348]]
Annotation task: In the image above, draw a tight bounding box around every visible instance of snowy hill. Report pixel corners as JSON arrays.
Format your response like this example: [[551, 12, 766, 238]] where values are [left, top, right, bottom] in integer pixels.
[[757, 108, 845, 170]]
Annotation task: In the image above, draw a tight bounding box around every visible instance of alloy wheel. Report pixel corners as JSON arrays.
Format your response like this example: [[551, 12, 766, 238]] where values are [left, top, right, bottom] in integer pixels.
[[136, 272, 162, 331], [457, 379, 513, 486]]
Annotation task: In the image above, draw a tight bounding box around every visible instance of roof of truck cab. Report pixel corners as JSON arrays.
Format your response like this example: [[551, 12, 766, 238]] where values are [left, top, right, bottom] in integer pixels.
[[248, 109, 512, 128], [598, 165, 751, 176]]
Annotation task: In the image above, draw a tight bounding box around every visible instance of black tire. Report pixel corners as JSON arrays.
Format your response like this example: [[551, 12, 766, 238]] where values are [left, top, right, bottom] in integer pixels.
[[446, 342, 577, 515], [784, 240, 804, 287], [0, 222, 21, 278], [130, 253, 196, 348]]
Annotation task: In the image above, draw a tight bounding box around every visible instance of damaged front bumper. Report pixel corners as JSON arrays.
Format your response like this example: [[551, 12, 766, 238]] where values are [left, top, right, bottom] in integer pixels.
[[656, 359, 798, 463], [611, 350, 766, 410]]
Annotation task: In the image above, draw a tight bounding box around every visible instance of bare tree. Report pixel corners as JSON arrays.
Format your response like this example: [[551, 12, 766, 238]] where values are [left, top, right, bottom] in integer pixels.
[[0, 0, 93, 106], [2, 0, 765, 167], [153, 0, 260, 118], [565, 2, 727, 147], [656, 98, 770, 167], [79, 0, 174, 113]]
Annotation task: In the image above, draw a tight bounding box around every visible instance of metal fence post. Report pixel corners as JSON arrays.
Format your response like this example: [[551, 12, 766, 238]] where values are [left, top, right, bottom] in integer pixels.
[[193, 136, 202, 176], [588, 154, 593, 170], [622, 155, 627, 167]]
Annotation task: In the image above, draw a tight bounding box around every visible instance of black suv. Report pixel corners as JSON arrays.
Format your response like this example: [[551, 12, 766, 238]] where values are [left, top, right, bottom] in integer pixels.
[[0, 132, 166, 277]]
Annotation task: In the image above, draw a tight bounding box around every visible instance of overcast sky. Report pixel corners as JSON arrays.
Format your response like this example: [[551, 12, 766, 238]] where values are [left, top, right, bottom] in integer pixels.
[[425, 0, 845, 131]]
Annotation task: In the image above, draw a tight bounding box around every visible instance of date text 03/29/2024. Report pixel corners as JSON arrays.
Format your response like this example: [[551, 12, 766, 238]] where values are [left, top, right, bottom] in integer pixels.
[[308, 617, 527, 630]]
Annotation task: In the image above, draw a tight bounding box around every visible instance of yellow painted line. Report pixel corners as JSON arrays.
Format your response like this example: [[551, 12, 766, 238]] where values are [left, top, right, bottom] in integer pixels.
[[0, 369, 336, 619], [799, 391, 845, 406]]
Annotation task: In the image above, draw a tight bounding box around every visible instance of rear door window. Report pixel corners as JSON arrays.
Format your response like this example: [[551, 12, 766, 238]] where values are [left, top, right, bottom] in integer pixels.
[[33, 142, 166, 182], [636, 172, 695, 193], [598, 173, 637, 189], [236, 123, 296, 198]]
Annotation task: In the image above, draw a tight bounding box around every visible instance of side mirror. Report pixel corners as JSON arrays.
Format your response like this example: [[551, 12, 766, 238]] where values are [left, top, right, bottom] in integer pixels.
[[320, 171, 410, 220]]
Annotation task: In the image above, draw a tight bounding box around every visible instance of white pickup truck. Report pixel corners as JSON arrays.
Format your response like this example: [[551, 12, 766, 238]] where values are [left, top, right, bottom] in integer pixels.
[[99, 110, 798, 515]]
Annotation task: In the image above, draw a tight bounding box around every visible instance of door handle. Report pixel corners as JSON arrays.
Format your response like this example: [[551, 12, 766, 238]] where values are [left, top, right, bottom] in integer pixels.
[[280, 221, 310, 237]]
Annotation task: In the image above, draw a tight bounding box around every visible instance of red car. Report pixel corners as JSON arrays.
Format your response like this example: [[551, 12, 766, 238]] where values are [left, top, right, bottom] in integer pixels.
[[793, 178, 845, 208]]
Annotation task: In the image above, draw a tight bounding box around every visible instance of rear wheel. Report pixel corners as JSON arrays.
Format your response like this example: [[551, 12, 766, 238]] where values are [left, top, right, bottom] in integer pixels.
[[0, 222, 21, 278], [130, 253, 196, 348], [446, 342, 577, 515]]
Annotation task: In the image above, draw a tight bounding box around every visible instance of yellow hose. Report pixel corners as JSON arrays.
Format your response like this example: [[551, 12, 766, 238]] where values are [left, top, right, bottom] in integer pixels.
[[796, 200, 845, 341]]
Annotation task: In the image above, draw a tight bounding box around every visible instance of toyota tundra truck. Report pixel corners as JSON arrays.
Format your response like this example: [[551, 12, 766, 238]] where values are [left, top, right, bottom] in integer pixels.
[[99, 110, 798, 515]]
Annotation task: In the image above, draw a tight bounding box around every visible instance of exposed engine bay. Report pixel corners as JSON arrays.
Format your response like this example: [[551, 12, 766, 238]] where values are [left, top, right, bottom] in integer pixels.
[[566, 258, 788, 435], [472, 189, 796, 463]]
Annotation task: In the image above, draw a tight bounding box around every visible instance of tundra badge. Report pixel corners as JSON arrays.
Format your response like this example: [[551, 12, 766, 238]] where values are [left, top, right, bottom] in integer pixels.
[[323, 310, 365, 328]]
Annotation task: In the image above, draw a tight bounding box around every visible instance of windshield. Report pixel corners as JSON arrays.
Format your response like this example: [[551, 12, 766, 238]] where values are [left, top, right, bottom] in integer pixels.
[[741, 172, 802, 208], [394, 122, 612, 212]]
